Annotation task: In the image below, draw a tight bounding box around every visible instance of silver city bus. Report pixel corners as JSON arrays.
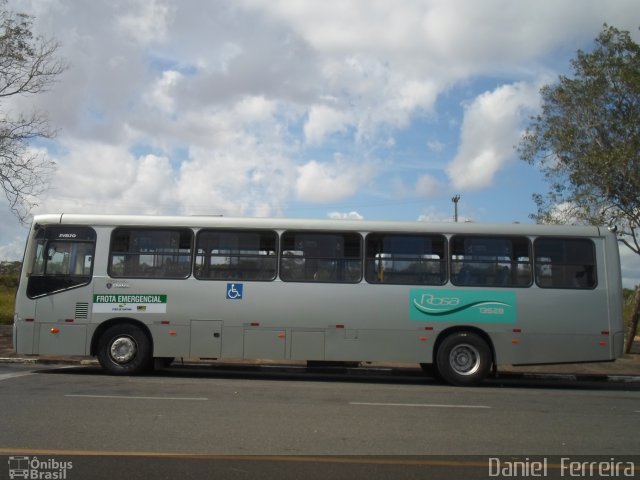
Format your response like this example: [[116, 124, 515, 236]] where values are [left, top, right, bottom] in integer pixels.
[[13, 214, 624, 386]]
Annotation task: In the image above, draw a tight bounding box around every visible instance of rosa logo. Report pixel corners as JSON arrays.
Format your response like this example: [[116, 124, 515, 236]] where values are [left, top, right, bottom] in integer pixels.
[[410, 289, 517, 323], [420, 294, 460, 307]]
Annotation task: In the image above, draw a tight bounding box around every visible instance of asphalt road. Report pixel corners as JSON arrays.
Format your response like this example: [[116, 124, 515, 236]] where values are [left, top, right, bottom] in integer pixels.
[[1, 363, 639, 479]]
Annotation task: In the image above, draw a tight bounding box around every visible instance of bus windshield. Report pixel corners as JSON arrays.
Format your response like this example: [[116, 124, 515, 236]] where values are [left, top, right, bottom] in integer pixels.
[[26, 226, 96, 298]]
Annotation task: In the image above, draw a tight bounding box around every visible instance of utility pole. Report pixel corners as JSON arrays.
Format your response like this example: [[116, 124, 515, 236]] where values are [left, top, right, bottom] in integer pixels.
[[451, 195, 460, 222]]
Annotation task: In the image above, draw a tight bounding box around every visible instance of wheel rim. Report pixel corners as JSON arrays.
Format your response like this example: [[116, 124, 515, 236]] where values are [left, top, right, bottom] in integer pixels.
[[109, 335, 137, 364], [449, 343, 481, 376]]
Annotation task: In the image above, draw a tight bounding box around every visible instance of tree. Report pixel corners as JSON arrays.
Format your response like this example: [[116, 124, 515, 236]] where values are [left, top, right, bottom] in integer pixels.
[[519, 25, 640, 353], [0, 2, 66, 222]]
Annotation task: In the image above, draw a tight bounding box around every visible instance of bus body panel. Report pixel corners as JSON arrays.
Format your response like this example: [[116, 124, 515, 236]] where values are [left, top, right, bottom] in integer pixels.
[[80, 276, 616, 365], [33, 285, 93, 356], [603, 227, 625, 359], [13, 214, 625, 378], [190, 320, 222, 358]]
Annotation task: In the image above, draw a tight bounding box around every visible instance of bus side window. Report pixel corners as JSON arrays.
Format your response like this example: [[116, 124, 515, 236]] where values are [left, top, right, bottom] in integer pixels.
[[450, 236, 531, 287], [279, 232, 362, 283], [109, 228, 193, 279], [195, 230, 277, 281], [364, 234, 446, 285]]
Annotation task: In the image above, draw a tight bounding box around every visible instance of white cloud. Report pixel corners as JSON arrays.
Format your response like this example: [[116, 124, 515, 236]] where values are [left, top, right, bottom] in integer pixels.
[[417, 207, 455, 223], [234, 96, 277, 124], [117, 0, 174, 44], [317, 55, 440, 143], [621, 246, 640, 289], [392, 175, 440, 198], [328, 211, 364, 220], [177, 143, 294, 217], [122, 154, 178, 212], [447, 81, 541, 190], [47, 142, 136, 206], [396, 80, 438, 113], [26, 141, 179, 216], [144, 70, 184, 113], [296, 159, 373, 203], [0, 230, 28, 262], [304, 105, 353, 145], [24, 133, 295, 220]]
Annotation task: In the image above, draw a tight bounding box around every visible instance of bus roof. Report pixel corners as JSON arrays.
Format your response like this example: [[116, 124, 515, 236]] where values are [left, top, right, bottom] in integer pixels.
[[31, 213, 606, 238]]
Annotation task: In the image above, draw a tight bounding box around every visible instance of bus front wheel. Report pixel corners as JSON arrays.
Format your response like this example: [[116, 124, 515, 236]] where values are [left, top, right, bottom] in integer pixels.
[[97, 324, 152, 375], [435, 332, 492, 386]]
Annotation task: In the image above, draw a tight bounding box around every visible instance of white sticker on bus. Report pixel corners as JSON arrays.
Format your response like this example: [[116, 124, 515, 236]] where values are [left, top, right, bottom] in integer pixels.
[[92, 294, 167, 314]]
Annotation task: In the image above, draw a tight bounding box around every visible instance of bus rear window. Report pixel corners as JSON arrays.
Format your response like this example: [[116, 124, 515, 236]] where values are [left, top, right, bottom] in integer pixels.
[[534, 238, 596, 289]]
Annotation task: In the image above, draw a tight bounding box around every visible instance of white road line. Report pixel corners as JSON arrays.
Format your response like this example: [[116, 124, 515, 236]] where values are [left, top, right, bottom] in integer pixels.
[[0, 371, 35, 382], [349, 402, 491, 409], [65, 394, 208, 401]]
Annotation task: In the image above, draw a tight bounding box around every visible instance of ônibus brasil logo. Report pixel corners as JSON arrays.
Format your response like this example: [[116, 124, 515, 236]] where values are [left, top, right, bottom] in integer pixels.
[[8, 456, 73, 479]]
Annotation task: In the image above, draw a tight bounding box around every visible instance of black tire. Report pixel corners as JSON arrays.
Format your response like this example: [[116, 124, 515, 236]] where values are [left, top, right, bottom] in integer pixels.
[[435, 332, 492, 386], [97, 324, 152, 375]]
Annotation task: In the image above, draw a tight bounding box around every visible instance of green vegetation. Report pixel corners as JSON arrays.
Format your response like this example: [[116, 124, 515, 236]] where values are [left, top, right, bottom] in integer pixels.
[[0, 288, 15, 324], [520, 24, 640, 351], [624, 289, 633, 323], [0, 261, 20, 324], [519, 25, 640, 252], [624, 287, 639, 333]]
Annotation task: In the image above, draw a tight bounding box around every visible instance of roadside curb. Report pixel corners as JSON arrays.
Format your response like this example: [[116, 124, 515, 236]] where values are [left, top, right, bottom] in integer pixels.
[[2, 356, 639, 383], [0, 357, 97, 366], [494, 372, 640, 383]]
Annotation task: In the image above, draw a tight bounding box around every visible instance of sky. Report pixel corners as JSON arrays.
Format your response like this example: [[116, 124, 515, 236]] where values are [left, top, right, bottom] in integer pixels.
[[1, 0, 639, 286]]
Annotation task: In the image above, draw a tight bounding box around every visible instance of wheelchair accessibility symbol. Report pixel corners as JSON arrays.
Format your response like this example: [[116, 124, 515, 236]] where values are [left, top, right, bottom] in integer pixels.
[[226, 283, 243, 300]]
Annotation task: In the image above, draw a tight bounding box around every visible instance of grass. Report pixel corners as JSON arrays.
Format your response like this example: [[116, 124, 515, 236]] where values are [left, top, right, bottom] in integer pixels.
[[0, 262, 20, 324], [0, 285, 16, 324]]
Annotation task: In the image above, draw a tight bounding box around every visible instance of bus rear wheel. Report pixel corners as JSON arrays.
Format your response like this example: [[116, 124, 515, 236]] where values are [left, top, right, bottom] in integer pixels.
[[435, 332, 492, 386], [97, 324, 152, 375]]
